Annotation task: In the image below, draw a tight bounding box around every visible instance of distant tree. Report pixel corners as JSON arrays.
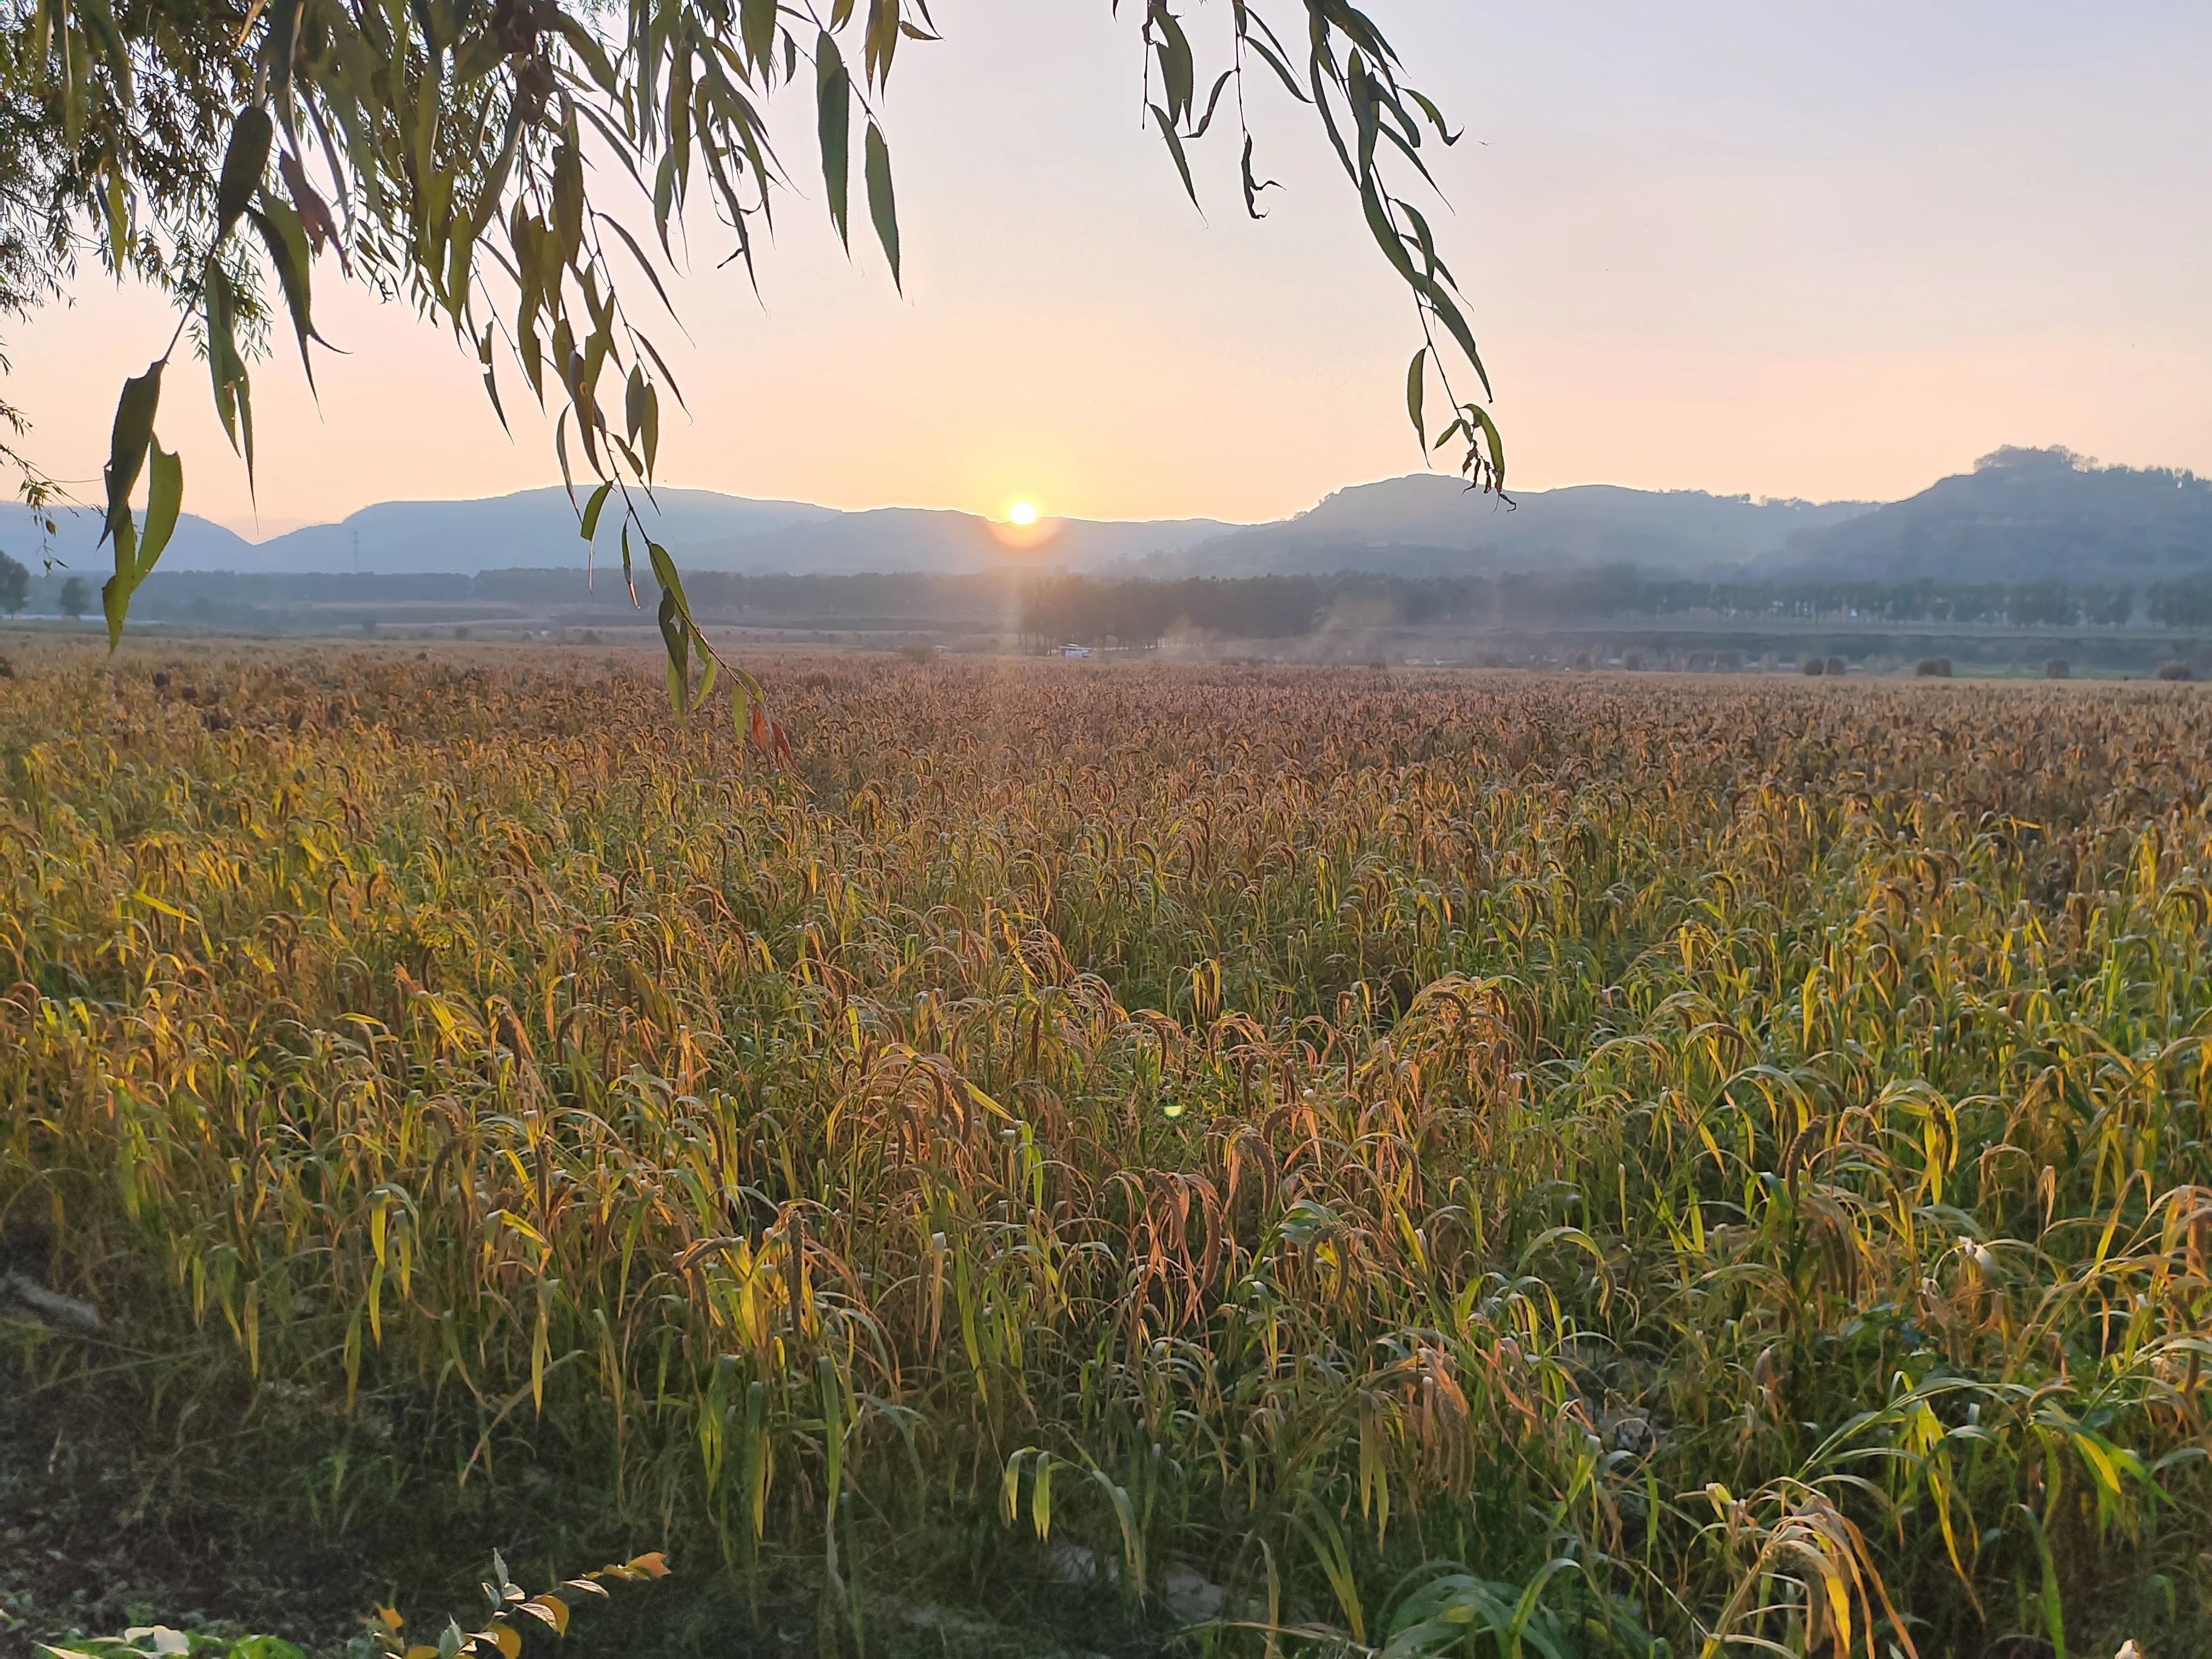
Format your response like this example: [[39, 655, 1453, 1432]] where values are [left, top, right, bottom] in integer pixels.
[[0, 1, 1504, 703], [0, 549, 25, 615], [1916, 657, 1953, 678], [2157, 662, 2194, 682], [1800, 658, 1825, 677], [2148, 577, 2212, 630], [2009, 580, 2077, 628], [58, 575, 88, 617], [2045, 659, 2070, 679]]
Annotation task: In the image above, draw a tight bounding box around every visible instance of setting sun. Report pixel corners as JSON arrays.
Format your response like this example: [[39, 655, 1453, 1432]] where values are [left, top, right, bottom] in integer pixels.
[[1007, 501, 1039, 526]]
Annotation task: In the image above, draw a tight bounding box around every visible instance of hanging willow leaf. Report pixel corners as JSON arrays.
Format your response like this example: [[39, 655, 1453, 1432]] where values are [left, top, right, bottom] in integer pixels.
[[656, 586, 688, 711], [249, 198, 328, 389], [214, 106, 273, 241], [138, 438, 182, 578], [580, 480, 614, 542], [864, 122, 899, 289], [816, 33, 852, 248], [101, 360, 163, 548]]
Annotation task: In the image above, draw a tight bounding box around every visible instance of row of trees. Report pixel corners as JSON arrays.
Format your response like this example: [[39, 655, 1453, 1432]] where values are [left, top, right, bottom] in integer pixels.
[[13, 561, 2209, 640], [1021, 569, 2212, 644], [0, 551, 109, 617]]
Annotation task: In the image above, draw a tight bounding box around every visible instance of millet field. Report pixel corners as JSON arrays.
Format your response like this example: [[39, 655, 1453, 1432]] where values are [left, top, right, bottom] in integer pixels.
[[3, 648, 2210, 1659]]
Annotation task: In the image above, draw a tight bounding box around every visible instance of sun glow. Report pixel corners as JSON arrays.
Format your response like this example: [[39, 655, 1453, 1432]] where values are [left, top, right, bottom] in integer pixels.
[[1007, 500, 1039, 526]]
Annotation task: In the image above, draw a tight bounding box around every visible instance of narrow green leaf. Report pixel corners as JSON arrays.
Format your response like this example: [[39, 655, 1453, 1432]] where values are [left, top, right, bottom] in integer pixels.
[[101, 548, 136, 653], [136, 437, 181, 580], [580, 479, 613, 542], [236, 367, 256, 489], [206, 269, 244, 455], [1147, 1, 1194, 119], [548, 11, 617, 93], [249, 199, 326, 389], [816, 33, 851, 247], [1467, 406, 1506, 489], [1147, 104, 1198, 209], [215, 106, 275, 240], [863, 0, 900, 87], [101, 360, 164, 549], [863, 122, 900, 288], [1404, 347, 1424, 441], [738, 0, 776, 67], [657, 586, 688, 711], [645, 538, 686, 612], [480, 322, 511, 435]]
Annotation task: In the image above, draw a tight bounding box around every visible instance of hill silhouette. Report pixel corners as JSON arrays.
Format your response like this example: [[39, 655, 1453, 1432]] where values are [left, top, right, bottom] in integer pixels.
[[5, 488, 1227, 577], [1158, 476, 1874, 576], [7, 449, 2205, 588], [1774, 447, 2212, 580]]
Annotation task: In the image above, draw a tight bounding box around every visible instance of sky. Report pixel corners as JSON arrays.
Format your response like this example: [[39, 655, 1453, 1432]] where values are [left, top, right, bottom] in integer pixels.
[[8, 1, 2210, 538]]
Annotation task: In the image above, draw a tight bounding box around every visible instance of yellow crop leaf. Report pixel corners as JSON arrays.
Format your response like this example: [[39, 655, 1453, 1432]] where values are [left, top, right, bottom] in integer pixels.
[[627, 1551, 669, 1578], [377, 1609, 404, 1632]]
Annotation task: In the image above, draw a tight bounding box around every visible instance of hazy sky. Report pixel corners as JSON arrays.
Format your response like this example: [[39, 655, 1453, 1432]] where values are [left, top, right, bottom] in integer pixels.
[[10, 2, 2210, 537]]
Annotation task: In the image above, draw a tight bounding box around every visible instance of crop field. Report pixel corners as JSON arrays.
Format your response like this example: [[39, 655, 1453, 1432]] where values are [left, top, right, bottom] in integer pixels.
[[4, 647, 2211, 1658]]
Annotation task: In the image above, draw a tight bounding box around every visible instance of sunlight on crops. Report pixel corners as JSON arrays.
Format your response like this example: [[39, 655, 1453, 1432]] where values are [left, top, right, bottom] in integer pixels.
[[4, 650, 2210, 1656]]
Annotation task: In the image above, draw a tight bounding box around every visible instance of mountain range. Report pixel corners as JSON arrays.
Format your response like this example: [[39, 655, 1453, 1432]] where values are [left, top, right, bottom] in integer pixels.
[[1161, 476, 1875, 577], [7, 447, 2206, 585], [2, 486, 1228, 577]]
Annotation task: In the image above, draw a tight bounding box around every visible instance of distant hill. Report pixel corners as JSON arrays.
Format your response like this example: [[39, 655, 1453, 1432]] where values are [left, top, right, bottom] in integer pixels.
[[251, 488, 834, 574], [11, 450, 2207, 588], [1774, 447, 2212, 581], [4, 488, 1226, 577], [1160, 475, 1875, 576], [1, 508, 253, 574]]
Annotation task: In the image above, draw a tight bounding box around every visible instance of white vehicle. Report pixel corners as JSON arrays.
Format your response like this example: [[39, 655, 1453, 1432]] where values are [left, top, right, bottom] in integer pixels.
[[1061, 644, 1093, 659]]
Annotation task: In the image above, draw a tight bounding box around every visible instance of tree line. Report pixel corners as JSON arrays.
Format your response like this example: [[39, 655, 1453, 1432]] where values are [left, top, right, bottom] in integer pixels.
[[9, 560, 2210, 638], [1020, 569, 2212, 644]]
